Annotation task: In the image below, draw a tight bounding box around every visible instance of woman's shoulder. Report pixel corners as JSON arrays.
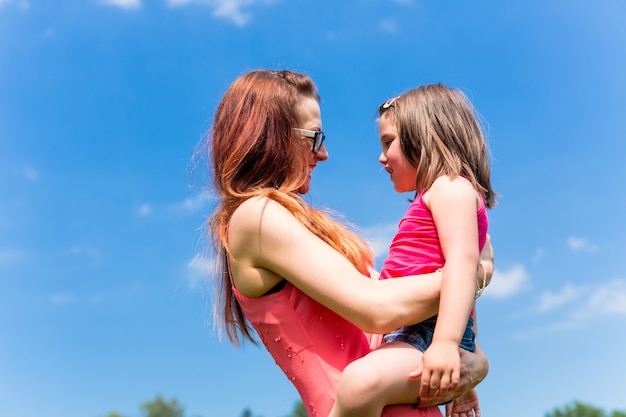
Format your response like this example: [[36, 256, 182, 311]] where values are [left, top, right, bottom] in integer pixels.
[[232, 195, 269, 218], [230, 195, 299, 241], [232, 195, 290, 222]]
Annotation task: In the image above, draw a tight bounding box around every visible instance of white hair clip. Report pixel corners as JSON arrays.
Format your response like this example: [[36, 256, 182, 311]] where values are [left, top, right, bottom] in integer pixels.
[[381, 96, 400, 109]]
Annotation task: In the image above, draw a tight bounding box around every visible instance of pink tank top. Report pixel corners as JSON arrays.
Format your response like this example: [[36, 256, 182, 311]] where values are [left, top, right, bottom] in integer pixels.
[[380, 192, 488, 279], [233, 282, 442, 417]]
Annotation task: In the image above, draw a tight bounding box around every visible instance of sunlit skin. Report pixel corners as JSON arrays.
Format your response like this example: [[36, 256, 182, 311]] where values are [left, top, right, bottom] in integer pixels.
[[295, 97, 328, 194], [378, 112, 418, 193]]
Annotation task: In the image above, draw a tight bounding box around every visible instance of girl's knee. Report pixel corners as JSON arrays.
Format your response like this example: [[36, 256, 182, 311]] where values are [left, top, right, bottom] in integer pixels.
[[338, 360, 385, 401]]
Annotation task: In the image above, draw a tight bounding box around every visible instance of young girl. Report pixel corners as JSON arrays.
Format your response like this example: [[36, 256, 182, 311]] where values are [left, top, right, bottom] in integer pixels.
[[329, 84, 497, 417]]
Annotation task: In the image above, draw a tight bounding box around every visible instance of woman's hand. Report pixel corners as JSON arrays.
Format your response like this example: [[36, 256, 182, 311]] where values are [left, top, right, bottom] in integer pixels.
[[476, 234, 494, 297], [446, 388, 481, 417]]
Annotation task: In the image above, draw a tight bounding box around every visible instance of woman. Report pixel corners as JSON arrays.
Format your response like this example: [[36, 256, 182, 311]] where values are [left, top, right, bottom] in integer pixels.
[[199, 69, 491, 417]]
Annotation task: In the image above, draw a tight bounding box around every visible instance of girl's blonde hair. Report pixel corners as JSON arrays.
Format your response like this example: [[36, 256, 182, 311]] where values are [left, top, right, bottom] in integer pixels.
[[379, 84, 497, 208], [199, 70, 373, 345]]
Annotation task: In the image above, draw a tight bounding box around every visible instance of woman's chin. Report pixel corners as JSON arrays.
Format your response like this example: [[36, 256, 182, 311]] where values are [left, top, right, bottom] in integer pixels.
[[297, 179, 311, 194]]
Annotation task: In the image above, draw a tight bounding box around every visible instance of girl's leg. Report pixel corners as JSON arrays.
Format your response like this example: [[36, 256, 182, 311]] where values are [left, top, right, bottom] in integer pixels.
[[329, 341, 424, 417]]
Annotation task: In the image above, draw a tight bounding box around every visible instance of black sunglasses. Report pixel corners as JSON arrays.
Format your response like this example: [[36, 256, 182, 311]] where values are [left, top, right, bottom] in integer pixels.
[[293, 128, 326, 154]]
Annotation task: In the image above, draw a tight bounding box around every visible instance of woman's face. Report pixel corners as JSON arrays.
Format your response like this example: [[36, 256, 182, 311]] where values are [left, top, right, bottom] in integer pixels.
[[295, 96, 328, 194], [378, 112, 417, 193]]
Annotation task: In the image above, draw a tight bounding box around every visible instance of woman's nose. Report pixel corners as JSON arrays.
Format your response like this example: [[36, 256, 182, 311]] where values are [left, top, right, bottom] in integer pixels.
[[316, 143, 329, 161], [379, 151, 386, 164]]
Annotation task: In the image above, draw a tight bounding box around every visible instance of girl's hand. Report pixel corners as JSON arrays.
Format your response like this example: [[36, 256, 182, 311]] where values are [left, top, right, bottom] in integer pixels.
[[416, 345, 488, 408], [418, 341, 461, 401]]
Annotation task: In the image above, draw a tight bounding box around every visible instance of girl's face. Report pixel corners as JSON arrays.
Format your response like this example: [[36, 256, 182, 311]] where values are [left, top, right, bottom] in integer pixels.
[[378, 112, 417, 193], [295, 96, 328, 194]]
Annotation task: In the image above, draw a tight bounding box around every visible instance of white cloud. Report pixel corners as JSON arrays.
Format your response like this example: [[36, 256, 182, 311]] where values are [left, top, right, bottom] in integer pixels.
[[516, 279, 626, 339], [574, 279, 626, 318], [170, 192, 215, 215], [136, 193, 214, 218], [482, 264, 529, 299], [536, 283, 585, 313], [213, 0, 252, 26], [379, 18, 398, 34], [166, 0, 278, 26], [100, 0, 141, 10], [567, 236, 599, 252], [363, 222, 398, 259], [532, 281, 626, 317]]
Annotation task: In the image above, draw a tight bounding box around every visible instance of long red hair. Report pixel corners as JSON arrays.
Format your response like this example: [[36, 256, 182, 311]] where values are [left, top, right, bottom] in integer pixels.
[[201, 70, 373, 344]]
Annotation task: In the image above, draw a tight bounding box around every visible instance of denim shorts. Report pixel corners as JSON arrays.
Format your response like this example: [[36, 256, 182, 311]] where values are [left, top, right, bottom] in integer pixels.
[[383, 316, 476, 352]]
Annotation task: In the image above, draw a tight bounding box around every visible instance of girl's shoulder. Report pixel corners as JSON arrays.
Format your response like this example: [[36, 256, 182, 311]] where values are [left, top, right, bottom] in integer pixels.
[[430, 175, 477, 194], [431, 174, 473, 188], [424, 175, 478, 207]]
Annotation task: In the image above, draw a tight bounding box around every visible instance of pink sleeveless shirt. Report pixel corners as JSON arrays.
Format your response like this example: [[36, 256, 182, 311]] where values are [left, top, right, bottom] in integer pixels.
[[233, 282, 442, 417], [380, 192, 488, 280]]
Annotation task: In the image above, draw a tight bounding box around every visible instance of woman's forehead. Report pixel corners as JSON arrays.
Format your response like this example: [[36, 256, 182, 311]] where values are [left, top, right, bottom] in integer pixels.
[[296, 97, 322, 126]]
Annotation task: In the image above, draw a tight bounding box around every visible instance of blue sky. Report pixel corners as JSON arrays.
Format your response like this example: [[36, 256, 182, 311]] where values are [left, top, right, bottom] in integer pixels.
[[1, 1, 625, 417]]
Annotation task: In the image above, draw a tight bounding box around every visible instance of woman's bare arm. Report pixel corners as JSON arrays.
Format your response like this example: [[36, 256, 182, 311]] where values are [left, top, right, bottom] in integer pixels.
[[228, 197, 441, 333], [229, 197, 494, 334]]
